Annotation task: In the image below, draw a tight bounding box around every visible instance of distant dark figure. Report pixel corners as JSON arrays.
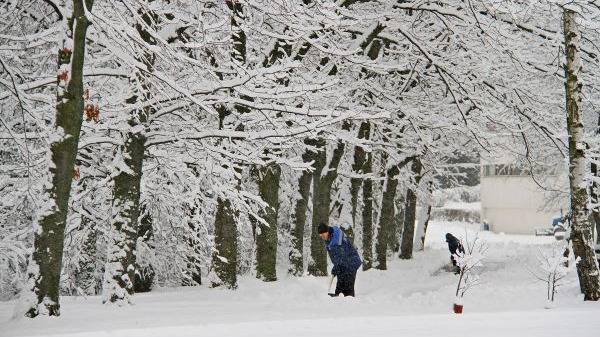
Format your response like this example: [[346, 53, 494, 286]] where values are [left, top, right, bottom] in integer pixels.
[[445, 233, 465, 273], [482, 221, 490, 231], [318, 223, 362, 297]]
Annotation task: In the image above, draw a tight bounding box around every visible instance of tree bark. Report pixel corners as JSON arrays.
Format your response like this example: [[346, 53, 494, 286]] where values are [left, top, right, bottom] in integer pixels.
[[361, 144, 374, 270], [349, 122, 374, 270], [181, 197, 202, 287], [75, 212, 99, 295], [103, 4, 158, 302], [255, 163, 281, 281], [591, 114, 600, 246], [375, 165, 400, 270], [399, 158, 422, 260], [103, 117, 146, 304], [307, 138, 328, 276], [211, 197, 238, 289], [308, 126, 348, 276], [208, 0, 248, 289], [288, 144, 315, 276], [563, 8, 600, 301], [414, 181, 433, 251], [391, 193, 405, 253], [134, 205, 155, 292], [350, 123, 371, 232], [24, 0, 93, 317]]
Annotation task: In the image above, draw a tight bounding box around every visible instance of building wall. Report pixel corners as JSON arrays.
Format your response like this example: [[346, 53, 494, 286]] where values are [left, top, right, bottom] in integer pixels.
[[480, 174, 568, 235]]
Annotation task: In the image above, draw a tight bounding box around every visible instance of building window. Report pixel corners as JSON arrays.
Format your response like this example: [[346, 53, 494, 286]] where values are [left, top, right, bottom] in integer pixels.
[[482, 164, 531, 177]]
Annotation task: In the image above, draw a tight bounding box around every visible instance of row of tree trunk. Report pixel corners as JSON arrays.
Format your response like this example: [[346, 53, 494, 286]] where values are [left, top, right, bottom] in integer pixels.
[[22, 0, 435, 316], [24, 1, 600, 319]]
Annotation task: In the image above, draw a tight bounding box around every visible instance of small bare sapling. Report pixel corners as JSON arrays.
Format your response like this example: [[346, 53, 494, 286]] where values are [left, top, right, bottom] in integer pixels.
[[530, 243, 571, 308], [454, 233, 487, 306]]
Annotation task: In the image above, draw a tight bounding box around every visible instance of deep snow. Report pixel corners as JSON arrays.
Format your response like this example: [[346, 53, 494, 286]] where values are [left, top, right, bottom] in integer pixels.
[[1, 221, 599, 337]]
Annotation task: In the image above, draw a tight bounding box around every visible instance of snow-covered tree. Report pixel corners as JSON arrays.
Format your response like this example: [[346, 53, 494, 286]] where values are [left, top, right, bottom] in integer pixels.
[[562, 3, 600, 301], [21, 0, 95, 317]]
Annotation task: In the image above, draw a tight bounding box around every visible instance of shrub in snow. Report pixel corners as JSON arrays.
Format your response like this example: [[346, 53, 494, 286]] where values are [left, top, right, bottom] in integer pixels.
[[0, 226, 28, 300], [530, 243, 571, 308], [453, 233, 487, 305]]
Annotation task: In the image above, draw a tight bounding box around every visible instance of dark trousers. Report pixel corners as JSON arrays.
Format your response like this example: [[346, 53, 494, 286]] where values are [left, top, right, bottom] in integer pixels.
[[334, 270, 357, 297], [451, 256, 457, 266]]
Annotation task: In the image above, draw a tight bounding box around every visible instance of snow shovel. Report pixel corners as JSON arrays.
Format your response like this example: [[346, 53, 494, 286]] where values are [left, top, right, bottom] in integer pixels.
[[327, 275, 336, 297]]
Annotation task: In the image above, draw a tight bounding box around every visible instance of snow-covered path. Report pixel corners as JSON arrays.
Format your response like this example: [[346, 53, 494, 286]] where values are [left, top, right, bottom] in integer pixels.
[[2, 221, 599, 337], [16, 309, 600, 337]]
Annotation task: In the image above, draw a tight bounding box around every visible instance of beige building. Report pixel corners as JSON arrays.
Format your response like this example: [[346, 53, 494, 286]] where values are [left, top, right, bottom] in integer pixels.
[[480, 163, 569, 235]]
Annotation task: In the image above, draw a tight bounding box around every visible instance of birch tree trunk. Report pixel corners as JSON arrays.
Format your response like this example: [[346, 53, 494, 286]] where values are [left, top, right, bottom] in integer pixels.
[[563, 7, 600, 301], [590, 114, 600, 246], [24, 0, 93, 317]]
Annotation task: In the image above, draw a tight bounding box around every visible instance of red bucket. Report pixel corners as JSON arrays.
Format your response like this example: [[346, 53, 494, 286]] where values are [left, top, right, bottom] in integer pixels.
[[453, 303, 463, 314]]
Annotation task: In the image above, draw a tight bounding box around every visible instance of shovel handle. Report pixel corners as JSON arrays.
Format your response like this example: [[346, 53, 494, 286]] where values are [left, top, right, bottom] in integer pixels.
[[328, 275, 335, 293]]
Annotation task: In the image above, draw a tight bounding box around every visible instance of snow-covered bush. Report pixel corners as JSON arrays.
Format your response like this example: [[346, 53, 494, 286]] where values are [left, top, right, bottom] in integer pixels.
[[0, 225, 29, 300], [531, 243, 571, 308], [454, 234, 487, 304]]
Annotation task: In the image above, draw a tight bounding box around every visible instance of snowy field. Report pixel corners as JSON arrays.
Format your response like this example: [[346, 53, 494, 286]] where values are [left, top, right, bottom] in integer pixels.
[[2, 221, 599, 337]]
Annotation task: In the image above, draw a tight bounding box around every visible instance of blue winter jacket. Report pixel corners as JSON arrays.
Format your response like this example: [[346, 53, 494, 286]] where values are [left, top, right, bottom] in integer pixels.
[[326, 226, 362, 276]]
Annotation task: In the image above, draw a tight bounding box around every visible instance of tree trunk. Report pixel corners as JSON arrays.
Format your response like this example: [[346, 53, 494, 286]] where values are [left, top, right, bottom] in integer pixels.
[[399, 158, 422, 260], [350, 123, 371, 231], [255, 163, 281, 281], [182, 199, 202, 287], [414, 181, 433, 251], [75, 213, 99, 295], [134, 205, 155, 292], [392, 193, 405, 253], [24, 0, 93, 317], [103, 121, 146, 304], [362, 146, 374, 270], [288, 145, 315, 276], [211, 197, 238, 289], [208, 0, 247, 289], [307, 138, 328, 276], [563, 8, 600, 301], [349, 122, 374, 270], [308, 128, 347, 276], [103, 3, 158, 302], [305, 18, 381, 276], [591, 114, 600, 246], [375, 165, 400, 270], [420, 204, 433, 250]]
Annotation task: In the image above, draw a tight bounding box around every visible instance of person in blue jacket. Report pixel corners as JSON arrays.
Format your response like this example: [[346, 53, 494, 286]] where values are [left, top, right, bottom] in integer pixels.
[[318, 223, 362, 297]]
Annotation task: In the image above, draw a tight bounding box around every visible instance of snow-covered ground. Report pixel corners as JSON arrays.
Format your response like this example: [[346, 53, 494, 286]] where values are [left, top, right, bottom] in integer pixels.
[[2, 221, 599, 337]]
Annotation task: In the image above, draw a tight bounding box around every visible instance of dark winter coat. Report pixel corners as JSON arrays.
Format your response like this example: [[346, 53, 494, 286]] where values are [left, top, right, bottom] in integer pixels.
[[326, 226, 362, 276], [445, 233, 465, 256]]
